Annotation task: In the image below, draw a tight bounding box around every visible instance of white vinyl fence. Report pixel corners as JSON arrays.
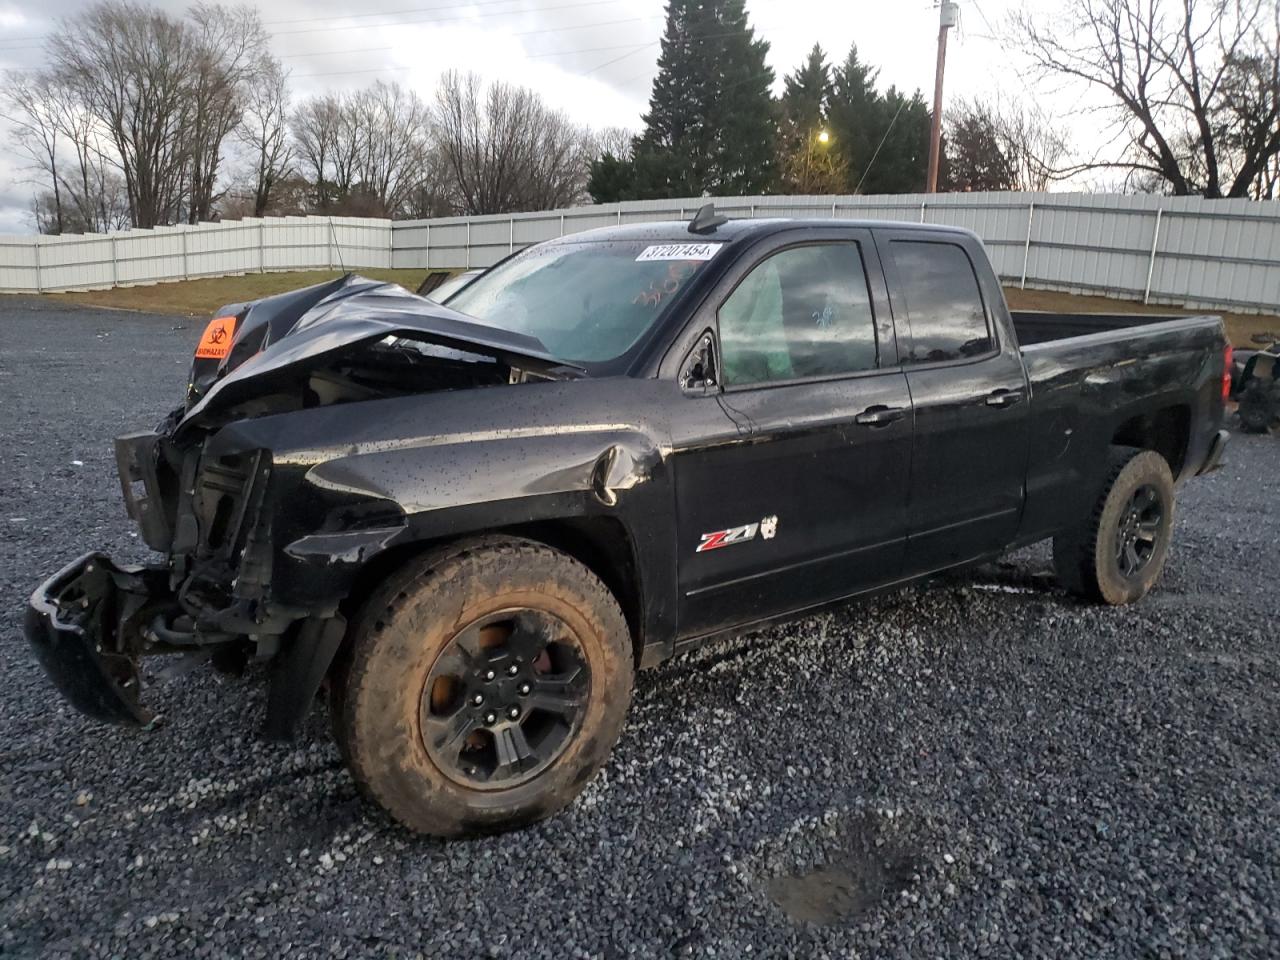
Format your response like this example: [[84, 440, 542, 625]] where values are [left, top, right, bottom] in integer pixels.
[[2, 192, 1278, 314]]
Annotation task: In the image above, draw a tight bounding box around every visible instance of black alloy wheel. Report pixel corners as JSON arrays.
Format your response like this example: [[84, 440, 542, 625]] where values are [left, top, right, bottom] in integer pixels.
[[420, 609, 590, 790], [1114, 484, 1164, 578], [333, 536, 633, 837], [1052, 447, 1176, 606]]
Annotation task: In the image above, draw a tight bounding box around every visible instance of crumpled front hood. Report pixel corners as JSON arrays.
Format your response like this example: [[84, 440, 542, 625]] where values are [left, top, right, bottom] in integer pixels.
[[179, 274, 578, 432]]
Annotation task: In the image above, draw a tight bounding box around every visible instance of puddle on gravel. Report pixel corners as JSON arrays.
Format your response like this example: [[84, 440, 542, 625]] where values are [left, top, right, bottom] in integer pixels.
[[759, 810, 921, 925]]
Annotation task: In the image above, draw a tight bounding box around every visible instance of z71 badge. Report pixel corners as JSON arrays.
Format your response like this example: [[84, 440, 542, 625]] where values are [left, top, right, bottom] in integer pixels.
[[697, 515, 779, 553]]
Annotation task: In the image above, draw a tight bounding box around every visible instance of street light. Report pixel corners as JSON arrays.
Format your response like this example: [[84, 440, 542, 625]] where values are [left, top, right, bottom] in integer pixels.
[[803, 128, 834, 191]]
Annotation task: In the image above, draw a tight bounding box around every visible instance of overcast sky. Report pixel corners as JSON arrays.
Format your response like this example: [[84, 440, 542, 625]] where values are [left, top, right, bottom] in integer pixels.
[[0, 0, 1050, 235]]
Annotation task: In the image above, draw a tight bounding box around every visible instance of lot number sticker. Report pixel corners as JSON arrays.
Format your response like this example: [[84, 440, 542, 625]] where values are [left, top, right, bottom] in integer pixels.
[[635, 243, 723, 262]]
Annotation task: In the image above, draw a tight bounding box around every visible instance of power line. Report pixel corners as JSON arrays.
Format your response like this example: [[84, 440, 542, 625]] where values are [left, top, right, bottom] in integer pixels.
[[293, 39, 656, 79], [262, 0, 627, 29], [581, 42, 659, 77], [967, 0, 997, 37], [286, 39, 647, 63], [280, 14, 659, 64], [856, 96, 910, 192]]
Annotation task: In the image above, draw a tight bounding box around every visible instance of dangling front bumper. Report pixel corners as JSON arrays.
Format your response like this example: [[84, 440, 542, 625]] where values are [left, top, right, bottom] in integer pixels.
[[24, 552, 173, 726]]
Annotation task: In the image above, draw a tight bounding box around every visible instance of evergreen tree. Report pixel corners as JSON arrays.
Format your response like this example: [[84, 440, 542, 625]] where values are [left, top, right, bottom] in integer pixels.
[[776, 44, 844, 194], [587, 153, 635, 203], [629, 0, 777, 198], [942, 102, 1016, 192], [779, 43, 832, 150], [827, 44, 882, 189], [860, 87, 931, 193], [827, 44, 931, 194]]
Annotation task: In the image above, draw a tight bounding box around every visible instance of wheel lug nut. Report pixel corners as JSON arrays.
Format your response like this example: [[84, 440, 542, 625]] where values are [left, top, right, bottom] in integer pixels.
[[484, 670, 495, 681], [484, 712, 497, 725], [508, 664, 519, 676], [508, 707, 520, 720], [518, 682, 531, 695], [472, 694, 484, 706]]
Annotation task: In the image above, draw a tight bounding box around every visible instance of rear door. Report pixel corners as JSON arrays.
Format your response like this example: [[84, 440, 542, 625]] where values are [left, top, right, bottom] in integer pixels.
[[668, 229, 914, 639], [877, 230, 1030, 573]]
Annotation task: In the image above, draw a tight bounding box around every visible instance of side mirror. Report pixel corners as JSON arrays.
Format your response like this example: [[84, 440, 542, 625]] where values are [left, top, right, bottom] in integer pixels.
[[680, 333, 719, 395]]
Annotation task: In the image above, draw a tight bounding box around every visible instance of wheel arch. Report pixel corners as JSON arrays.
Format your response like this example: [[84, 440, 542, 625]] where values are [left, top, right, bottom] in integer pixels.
[[339, 517, 649, 667], [1110, 404, 1191, 478]]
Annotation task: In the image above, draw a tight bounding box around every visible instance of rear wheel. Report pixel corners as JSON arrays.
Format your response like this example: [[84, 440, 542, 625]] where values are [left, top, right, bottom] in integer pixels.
[[1052, 448, 1176, 605], [332, 536, 633, 837]]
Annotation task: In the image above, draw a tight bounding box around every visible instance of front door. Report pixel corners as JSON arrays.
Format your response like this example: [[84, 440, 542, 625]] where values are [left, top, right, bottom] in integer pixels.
[[669, 232, 914, 639]]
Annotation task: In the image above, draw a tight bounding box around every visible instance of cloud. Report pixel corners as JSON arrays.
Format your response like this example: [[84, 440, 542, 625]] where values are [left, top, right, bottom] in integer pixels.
[[0, 0, 1084, 235]]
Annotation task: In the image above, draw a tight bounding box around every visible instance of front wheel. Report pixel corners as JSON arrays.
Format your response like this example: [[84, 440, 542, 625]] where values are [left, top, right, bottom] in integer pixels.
[[1053, 448, 1176, 605], [332, 536, 633, 837]]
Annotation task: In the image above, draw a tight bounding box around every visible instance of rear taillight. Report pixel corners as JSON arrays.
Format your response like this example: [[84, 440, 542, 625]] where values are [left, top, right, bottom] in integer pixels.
[[1223, 344, 1233, 400]]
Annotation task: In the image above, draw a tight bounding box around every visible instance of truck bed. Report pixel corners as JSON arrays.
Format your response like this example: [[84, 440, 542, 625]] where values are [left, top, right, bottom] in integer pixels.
[[1010, 308, 1226, 545], [1010, 310, 1204, 346]]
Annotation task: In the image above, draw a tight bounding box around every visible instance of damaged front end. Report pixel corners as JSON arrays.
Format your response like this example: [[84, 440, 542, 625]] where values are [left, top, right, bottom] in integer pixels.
[[28, 428, 332, 737], [25, 274, 581, 738]]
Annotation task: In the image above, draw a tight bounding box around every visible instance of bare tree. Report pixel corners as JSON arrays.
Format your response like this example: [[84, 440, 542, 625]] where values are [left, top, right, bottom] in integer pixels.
[[3, 72, 67, 233], [4, 69, 131, 234], [291, 94, 341, 209], [944, 100, 1017, 192], [351, 81, 432, 215], [48, 1, 198, 227], [945, 98, 1068, 192], [1013, 0, 1280, 198], [36, 1, 272, 229], [588, 126, 636, 162], [434, 70, 593, 215], [330, 96, 365, 201], [237, 57, 292, 216], [291, 82, 433, 217], [184, 3, 271, 223]]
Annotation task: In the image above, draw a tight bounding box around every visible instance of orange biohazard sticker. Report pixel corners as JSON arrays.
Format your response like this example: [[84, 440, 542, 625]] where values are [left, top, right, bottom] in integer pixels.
[[195, 315, 238, 360]]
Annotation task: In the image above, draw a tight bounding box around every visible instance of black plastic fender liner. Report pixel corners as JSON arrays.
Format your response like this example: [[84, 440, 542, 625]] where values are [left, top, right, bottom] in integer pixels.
[[1197, 429, 1230, 475], [263, 614, 347, 741], [24, 552, 168, 725]]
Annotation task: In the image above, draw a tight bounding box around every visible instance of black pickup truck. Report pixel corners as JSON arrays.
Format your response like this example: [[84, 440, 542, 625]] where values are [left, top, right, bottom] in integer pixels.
[[26, 210, 1231, 837]]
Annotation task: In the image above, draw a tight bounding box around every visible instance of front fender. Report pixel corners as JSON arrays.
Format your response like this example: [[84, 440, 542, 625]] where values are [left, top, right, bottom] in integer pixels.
[[303, 427, 662, 517], [292, 428, 677, 652], [204, 378, 682, 653]]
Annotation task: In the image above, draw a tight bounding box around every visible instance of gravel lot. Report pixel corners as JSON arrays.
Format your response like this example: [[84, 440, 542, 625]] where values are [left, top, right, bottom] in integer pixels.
[[2, 297, 1278, 959]]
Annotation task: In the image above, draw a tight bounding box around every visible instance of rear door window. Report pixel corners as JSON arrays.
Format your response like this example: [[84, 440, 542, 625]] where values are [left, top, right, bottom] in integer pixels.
[[890, 241, 993, 364]]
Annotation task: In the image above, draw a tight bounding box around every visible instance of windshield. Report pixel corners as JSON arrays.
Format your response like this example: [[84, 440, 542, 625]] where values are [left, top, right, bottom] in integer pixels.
[[429, 270, 481, 303], [446, 239, 722, 364]]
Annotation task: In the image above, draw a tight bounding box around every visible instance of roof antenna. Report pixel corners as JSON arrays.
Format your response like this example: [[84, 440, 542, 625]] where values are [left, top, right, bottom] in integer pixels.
[[328, 215, 347, 274], [688, 202, 728, 235]]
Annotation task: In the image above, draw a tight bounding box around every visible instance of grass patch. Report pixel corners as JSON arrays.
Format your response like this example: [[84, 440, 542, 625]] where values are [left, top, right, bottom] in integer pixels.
[[46, 269, 433, 317]]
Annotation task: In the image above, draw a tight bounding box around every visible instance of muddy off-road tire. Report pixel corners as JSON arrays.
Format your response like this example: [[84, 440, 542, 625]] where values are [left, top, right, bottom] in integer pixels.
[[1052, 448, 1176, 606], [331, 536, 633, 837]]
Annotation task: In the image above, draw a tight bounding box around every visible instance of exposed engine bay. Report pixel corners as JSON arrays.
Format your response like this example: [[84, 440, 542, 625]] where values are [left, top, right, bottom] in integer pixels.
[[29, 274, 581, 736]]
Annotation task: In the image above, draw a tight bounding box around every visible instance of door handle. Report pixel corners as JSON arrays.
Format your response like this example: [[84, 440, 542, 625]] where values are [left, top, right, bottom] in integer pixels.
[[854, 405, 907, 427], [985, 389, 1024, 408]]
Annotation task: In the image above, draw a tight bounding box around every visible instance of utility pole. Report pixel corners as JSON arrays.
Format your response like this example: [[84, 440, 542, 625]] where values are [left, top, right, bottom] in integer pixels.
[[926, 0, 959, 193]]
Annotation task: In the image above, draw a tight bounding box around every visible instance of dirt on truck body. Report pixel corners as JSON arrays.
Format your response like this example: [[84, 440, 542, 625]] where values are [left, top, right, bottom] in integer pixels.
[[26, 209, 1231, 836]]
